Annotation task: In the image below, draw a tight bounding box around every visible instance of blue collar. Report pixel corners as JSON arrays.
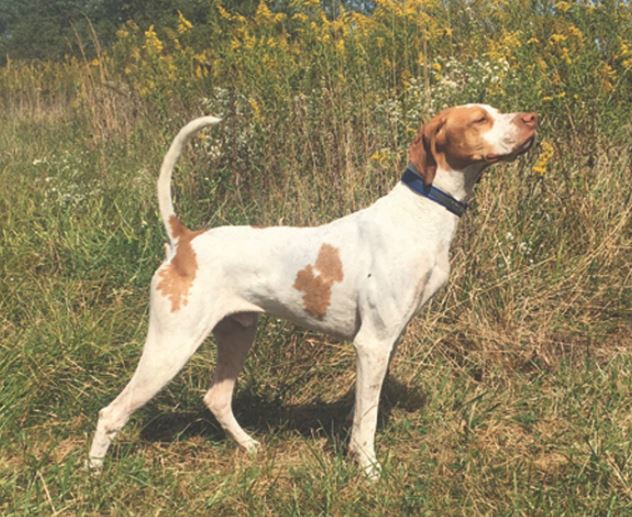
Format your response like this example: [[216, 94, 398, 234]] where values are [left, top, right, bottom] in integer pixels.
[[400, 165, 468, 217]]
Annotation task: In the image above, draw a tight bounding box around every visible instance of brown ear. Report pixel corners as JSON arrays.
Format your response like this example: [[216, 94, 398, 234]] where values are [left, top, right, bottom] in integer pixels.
[[408, 115, 445, 186]]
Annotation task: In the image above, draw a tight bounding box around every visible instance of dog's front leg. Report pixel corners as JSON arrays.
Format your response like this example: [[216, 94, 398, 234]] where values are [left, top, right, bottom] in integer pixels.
[[345, 335, 403, 425], [349, 325, 400, 480]]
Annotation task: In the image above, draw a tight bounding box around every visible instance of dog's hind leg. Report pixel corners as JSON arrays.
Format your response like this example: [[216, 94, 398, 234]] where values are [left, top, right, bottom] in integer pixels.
[[204, 313, 259, 452], [87, 304, 222, 470]]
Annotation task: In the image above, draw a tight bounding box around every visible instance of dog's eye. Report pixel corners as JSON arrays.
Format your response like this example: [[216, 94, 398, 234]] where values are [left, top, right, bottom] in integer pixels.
[[472, 116, 487, 124]]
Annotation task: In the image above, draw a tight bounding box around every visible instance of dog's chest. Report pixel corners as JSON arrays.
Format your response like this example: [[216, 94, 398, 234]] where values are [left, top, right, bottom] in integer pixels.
[[413, 246, 451, 313]]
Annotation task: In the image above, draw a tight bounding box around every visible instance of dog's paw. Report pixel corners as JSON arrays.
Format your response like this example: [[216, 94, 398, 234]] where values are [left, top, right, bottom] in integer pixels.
[[83, 457, 104, 475], [350, 450, 382, 481], [363, 461, 382, 482], [240, 438, 261, 455]]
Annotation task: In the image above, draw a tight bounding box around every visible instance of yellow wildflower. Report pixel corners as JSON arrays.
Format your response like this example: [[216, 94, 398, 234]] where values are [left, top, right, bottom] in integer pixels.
[[550, 33, 567, 44], [248, 97, 262, 121], [555, 1, 571, 12], [370, 148, 393, 167], [161, 55, 177, 81], [600, 63, 616, 92], [502, 30, 522, 49], [567, 25, 584, 42], [619, 41, 632, 69], [144, 25, 163, 55], [244, 33, 256, 50], [402, 0, 418, 18], [560, 47, 571, 64], [217, 3, 235, 20], [177, 11, 193, 34], [487, 30, 522, 61], [138, 79, 156, 97], [256, 2, 274, 22], [401, 70, 412, 89], [532, 140, 554, 175]]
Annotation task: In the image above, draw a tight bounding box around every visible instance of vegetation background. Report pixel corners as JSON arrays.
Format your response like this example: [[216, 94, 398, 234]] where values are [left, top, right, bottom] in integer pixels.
[[1, 0, 631, 514]]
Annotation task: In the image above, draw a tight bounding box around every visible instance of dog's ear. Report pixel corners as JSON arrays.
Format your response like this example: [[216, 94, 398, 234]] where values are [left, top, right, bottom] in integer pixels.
[[408, 115, 446, 186]]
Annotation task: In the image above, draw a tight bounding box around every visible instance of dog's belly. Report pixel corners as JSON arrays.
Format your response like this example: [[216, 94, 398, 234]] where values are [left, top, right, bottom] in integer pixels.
[[248, 288, 360, 340]]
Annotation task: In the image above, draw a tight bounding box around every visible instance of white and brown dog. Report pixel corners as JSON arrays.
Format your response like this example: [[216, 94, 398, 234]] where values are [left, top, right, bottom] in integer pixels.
[[88, 104, 537, 478]]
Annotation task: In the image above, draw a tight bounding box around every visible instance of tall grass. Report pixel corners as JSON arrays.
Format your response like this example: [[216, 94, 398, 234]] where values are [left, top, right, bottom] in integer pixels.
[[1, 1, 631, 514]]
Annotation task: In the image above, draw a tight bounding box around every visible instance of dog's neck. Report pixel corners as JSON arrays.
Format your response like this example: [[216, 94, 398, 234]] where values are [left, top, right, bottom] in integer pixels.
[[430, 163, 487, 202], [387, 162, 487, 228]]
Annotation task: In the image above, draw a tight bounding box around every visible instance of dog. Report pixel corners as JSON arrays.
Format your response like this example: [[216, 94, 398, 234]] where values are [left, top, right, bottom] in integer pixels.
[[88, 104, 537, 479]]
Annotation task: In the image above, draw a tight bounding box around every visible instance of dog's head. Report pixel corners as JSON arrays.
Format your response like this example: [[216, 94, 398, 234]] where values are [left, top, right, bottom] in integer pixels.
[[409, 104, 538, 186]]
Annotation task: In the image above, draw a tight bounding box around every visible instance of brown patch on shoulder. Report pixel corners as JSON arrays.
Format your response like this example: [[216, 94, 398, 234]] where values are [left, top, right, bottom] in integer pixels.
[[293, 243, 344, 319], [156, 215, 205, 312]]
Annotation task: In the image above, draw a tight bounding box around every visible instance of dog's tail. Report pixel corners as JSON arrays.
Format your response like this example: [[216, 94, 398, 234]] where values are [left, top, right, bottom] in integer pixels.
[[157, 115, 221, 243]]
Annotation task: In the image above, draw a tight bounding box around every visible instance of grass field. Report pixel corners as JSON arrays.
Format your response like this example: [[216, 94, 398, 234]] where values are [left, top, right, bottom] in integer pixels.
[[1, 1, 631, 514]]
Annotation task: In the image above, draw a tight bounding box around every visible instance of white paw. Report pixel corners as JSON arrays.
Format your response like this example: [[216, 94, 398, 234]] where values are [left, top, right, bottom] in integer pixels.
[[240, 438, 261, 454], [84, 457, 104, 474], [362, 460, 382, 481], [350, 446, 382, 481]]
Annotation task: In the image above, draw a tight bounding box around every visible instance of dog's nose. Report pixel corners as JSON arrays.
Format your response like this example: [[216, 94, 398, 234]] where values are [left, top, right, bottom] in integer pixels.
[[520, 112, 538, 128]]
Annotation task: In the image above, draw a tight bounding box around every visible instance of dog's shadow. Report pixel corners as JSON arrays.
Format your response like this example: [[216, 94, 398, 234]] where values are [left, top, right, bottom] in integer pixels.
[[139, 376, 426, 451]]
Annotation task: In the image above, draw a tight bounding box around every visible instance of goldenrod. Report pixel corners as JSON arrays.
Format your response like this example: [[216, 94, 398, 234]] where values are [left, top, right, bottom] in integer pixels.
[[532, 141, 554, 175]]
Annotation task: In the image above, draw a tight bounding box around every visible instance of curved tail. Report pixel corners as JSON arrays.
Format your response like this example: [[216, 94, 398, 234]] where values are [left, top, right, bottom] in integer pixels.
[[157, 115, 221, 243]]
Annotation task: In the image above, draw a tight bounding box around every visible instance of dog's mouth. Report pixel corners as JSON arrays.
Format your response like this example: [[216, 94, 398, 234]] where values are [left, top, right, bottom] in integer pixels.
[[484, 135, 536, 163], [515, 134, 536, 156]]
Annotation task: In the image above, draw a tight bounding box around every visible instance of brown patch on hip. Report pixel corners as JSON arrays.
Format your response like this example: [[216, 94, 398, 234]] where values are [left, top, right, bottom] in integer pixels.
[[157, 216, 205, 312], [293, 243, 344, 319]]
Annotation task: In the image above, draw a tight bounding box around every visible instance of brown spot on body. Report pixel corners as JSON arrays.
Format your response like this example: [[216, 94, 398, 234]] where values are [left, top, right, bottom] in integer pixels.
[[157, 216, 205, 312], [293, 243, 344, 319]]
